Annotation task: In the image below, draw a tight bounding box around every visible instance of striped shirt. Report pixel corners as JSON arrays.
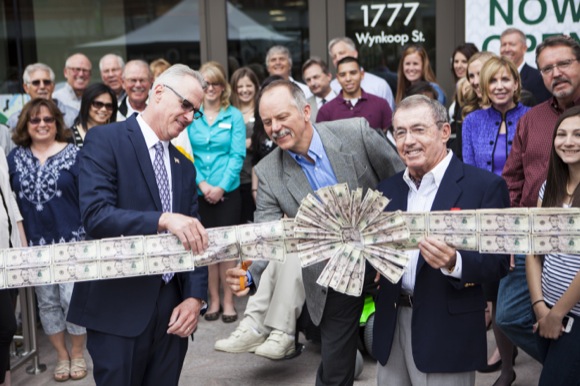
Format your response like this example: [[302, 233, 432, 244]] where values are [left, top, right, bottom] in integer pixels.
[[539, 182, 580, 317], [503, 96, 580, 208]]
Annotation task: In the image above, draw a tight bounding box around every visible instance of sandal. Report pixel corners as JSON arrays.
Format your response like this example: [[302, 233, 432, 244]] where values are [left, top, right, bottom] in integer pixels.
[[54, 360, 70, 382], [70, 358, 87, 380]]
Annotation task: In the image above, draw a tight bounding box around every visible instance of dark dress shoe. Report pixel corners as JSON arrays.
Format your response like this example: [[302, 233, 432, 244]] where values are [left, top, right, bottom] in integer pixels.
[[478, 359, 502, 373], [204, 311, 220, 321], [492, 370, 516, 386], [222, 313, 238, 323]]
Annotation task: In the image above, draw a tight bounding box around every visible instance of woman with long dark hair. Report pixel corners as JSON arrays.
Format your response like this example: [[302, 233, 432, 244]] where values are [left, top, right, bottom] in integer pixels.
[[527, 106, 580, 386], [71, 83, 118, 147]]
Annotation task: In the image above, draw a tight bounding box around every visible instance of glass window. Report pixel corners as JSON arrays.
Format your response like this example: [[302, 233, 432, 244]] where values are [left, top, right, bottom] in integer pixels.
[[226, 0, 309, 84], [344, 0, 437, 79]]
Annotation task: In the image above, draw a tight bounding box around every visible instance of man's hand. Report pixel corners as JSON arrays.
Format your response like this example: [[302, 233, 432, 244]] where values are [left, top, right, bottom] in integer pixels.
[[225, 262, 252, 296], [418, 236, 457, 271], [167, 298, 202, 337], [158, 213, 208, 254]]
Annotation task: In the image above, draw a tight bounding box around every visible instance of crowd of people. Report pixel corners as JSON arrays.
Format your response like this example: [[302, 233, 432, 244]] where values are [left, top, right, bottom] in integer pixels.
[[0, 28, 579, 386]]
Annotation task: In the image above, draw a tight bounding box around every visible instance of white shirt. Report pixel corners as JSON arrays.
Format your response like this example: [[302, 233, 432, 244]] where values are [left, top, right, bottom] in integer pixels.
[[137, 115, 173, 211], [401, 150, 463, 294], [53, 83, 82, 111], [316, 89, 337, 108], [290, 77, 313, 98], [0, 147, 23, 249]]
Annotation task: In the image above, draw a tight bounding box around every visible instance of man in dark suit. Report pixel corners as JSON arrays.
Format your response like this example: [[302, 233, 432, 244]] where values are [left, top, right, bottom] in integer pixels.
[[501, 28, 551, 103], [226, 80, 403, 385], [373, 95, 511, 385], [68, 64, 209, 386]]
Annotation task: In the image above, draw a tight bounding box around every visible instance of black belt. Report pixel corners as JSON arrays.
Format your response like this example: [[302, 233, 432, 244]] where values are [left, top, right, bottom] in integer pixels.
[[398, 294, 414, 308]]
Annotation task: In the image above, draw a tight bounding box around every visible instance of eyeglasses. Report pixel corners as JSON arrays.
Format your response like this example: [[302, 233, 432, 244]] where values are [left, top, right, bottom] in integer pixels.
[[66, 67, 91, 74], [163, 84, 203, 120], [205, 82, 222, 89], [91, 101, 114, 111], [393, 121, 446, 142], [29, 79, 53, 87], [539, 59, 578, 76], [29, 117, 55, 125]]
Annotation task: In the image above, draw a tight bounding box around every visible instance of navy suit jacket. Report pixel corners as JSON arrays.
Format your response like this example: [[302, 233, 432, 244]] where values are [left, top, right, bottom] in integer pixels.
[[68, 115, 208, 337], [521, 63, 551, 104], [373, 155, 510, 372]]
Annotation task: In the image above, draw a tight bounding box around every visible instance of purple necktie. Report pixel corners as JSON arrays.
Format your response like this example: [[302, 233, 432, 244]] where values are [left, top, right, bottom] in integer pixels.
[[153, 142, 174, 283]]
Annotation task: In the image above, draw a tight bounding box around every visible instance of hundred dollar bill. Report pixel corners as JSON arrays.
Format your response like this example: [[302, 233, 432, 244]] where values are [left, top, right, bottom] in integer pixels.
[[296, 194, 342, 232], [344, 252, 366, 296], [147, 252, 195, 273], [334, 248, 362, 296], [532, 234, 580, 254], [54, 241, 98, 262], [6, 267, 52, 287], [328, 247, 352, 290], [478, 208, 530, 233], [240, 240, 285, 263], [238, 221, 285, 245], [293, 226, 342, 241], [357, 190, 390, 229], [350, 188, 363, 226], [101, 257, 146, 279], [429, 211, 477, 233], [388, 231, 425, 250], [531, 208, 580, 234], [4, 246, 52, 268], [100, 236, 144, 259], [364, 245, 409, 268], [53, 261, 100, 283], [479, 234, 530, 254], [430, 233, 479, 251], [316, 185, 349, 227], [195, 244, 240, 267]]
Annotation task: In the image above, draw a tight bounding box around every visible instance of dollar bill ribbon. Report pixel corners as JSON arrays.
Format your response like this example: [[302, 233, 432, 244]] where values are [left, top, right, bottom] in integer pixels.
[[2, 183, 580, 296]]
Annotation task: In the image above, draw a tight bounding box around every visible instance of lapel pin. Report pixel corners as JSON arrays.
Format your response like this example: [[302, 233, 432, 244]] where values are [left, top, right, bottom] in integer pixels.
[[174, 157, 180, 164]]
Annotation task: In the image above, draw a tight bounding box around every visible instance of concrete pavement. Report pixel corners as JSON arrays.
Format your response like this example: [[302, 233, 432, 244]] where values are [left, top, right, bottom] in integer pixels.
[[10, 296, 541, 385]]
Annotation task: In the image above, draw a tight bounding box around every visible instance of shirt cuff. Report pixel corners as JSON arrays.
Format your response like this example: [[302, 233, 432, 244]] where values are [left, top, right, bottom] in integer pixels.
[[440, 251, 463, 279], [246, 270, 254, 287]]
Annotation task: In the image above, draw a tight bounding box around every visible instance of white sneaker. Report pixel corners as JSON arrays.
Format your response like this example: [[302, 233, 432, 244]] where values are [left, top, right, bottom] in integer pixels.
[[254, 330, 295, 360], [214, 325, 266, 353]]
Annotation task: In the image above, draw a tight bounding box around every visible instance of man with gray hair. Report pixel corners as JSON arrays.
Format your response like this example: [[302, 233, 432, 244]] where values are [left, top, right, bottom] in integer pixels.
[[53, 53, 92, 110], [99, 53, 125, 101], [328, 37, 395, 110], [7, 63, 78, 130], [68, 64, 209, 386], [500, 28, 551, 103], [374, 95, 510, 385], [265, 45, 312, 98], [117, 59, 153, 121]]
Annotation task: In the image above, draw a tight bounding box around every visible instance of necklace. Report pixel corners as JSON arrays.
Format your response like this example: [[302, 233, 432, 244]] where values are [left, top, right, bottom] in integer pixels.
[[240, 106, 254, 115]]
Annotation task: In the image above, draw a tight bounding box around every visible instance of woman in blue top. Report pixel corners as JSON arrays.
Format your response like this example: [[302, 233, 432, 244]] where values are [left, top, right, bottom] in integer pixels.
[[527, 106, 580, 386], [462, 56, 529, 385], [8, 99, 87, 382], [188, 61, 246, 323], [463, 57, 530, 174]]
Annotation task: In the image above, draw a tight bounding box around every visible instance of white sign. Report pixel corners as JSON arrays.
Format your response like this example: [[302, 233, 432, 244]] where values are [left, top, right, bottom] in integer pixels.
[[466, 0, 580, 68]]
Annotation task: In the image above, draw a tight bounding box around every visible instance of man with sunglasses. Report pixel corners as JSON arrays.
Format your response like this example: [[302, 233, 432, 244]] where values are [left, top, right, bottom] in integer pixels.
[[68, 64, 209, 386], [53, 53, 92, 111], [117, 60, 153, 121], [7, 63, 78, 130]]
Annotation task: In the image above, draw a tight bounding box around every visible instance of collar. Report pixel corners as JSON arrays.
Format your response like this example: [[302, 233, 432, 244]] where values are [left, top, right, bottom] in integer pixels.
[[316, 89, 337, 105], [551, 94, 580, 113], [137, 114, 169, 151], [288, 127, 323, 164], [337, 88, 368, 102], [403, 150, 454, 191], [517, 61, 525, 73]]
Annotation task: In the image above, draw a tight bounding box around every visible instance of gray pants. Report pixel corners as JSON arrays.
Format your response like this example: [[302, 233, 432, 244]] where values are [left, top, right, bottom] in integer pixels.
[[35, 283, 85, 336], [376, 307, 474, 386]]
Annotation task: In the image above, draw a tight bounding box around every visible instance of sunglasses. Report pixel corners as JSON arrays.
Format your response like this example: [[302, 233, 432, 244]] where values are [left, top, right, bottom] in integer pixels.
[[29, 79, 53, 87], [91, 101, 114, 111], [163, 84, 203, 120], [29, 117, 55, 125]]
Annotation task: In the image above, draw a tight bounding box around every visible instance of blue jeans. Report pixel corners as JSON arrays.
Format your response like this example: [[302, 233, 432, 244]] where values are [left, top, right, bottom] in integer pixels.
[[495, 254, 541, 362], [537, 313, 580, 386]]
